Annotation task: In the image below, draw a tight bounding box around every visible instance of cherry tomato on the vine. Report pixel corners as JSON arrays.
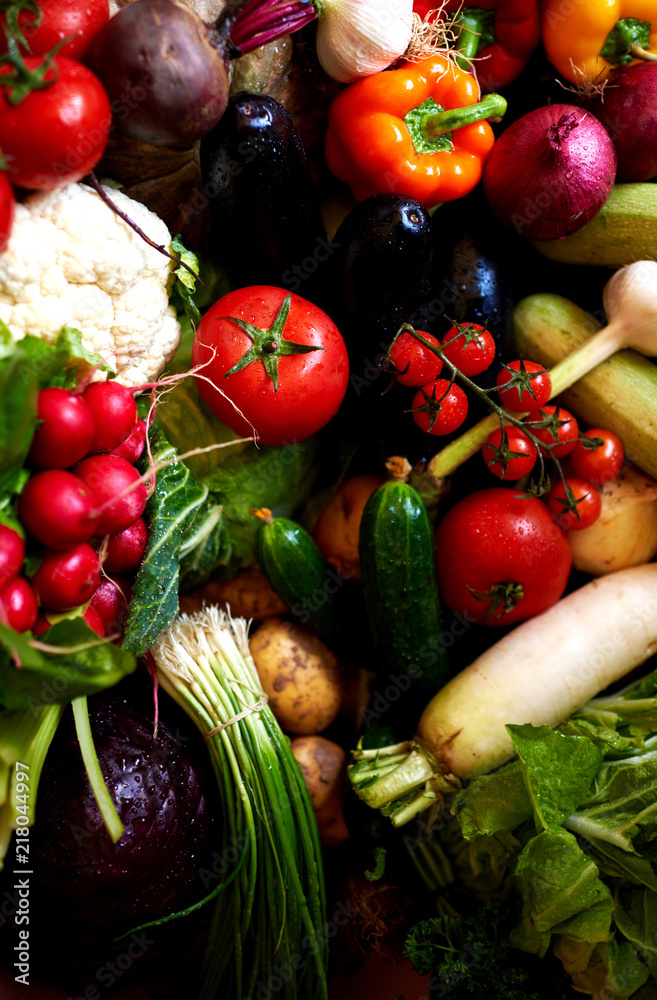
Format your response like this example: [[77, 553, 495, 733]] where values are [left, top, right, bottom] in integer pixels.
[[0, 56, 111, 190], [191, 286, 349, 447], [482, 426, 537, 480], [496, 359, 552, 412], [570, 428, 624, 486], [525, 405, 579, 458], [387, 329, 442, 387], [410, 379, 468, 436], [547, 477, 602, 531], [435, 487, 572, 626], [0, 0, 111, 61], [440, 322, 495, 377]]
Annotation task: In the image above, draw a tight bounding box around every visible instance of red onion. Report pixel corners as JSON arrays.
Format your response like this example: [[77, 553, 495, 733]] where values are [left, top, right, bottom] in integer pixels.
[[583, 63, 657, 182], [482, 104, 617, 241]]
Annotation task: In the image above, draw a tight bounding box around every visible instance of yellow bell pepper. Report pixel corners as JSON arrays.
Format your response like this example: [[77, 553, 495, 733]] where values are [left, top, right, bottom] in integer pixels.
[[542, 0, 657, 84]]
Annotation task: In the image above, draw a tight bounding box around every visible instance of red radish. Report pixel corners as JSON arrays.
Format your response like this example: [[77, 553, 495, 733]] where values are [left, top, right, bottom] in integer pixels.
[[82, 381, 138, 454], [0, 524, 25, 589], [74, 455, 147, 536], [83, 604, 105, 636], [18, 470, 96, 549], [482, 104, 617, 240], [108, 417, 147, 464], [89, 574, 130, 638], [0, 172, 14, 253], [29, 387, 96, 469], [32, 544, 101, 611], [103, 517, 148, 573], [584, 63, 657, 182], [0, 577, 38, 632]]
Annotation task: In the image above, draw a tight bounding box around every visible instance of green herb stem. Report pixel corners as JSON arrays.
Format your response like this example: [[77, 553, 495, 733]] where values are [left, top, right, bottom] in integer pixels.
[[71, 696, 124, 844]]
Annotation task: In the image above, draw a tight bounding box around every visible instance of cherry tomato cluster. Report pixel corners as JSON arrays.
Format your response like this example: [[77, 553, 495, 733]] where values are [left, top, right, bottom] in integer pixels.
[[386, 322, 626, 538], [0, 0, 111, 251], [0, 380, 149, 637]]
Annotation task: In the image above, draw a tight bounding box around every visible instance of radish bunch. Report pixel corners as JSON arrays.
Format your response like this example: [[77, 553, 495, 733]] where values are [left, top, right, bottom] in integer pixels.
[[0, 381, 150, 638]]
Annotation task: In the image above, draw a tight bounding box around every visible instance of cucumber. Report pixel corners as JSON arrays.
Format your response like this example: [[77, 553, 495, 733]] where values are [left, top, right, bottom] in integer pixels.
[[254, 514, 357, 650], [514, 293, 657, 481], [358, 481, 450, 715], [530, 184, 657, 268]]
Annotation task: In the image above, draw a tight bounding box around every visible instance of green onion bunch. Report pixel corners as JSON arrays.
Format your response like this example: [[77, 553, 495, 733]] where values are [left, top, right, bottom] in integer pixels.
[[151, 608, 328, 1000]]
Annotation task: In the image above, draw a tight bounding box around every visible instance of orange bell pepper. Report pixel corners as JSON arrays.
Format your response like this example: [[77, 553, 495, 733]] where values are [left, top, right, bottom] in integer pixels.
[[324, 55, 506, 210], [542, 0, 657, 84]]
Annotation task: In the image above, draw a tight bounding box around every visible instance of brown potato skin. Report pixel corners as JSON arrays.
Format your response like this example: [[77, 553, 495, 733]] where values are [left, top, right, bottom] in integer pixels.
[[179, 563, 288, 621], [290, 735, 350, 847], [313, 474, 384, 582], [249, 618, 342, 735]]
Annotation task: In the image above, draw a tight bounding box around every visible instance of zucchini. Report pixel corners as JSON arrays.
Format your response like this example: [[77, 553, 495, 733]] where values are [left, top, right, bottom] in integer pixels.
[[254, 512, 360, 651], [530, 184, 657, 268], [514, 293, 657, 481], [358, 481, 450, 729]]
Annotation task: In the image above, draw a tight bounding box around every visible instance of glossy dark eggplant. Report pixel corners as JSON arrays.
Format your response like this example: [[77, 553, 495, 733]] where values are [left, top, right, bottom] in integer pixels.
[[200, 91, 325, 290], [316, 193, 435, 453]]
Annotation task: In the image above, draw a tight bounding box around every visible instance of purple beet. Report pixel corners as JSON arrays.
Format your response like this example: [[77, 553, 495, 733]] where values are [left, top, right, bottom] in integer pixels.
[[584, 62, 657, 181]]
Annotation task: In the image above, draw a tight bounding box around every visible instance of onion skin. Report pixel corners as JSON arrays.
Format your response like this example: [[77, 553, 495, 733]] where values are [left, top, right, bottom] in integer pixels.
[[88, 0, 230, 147], [482, 104, 617, 240], [584, 63, 657, 182]]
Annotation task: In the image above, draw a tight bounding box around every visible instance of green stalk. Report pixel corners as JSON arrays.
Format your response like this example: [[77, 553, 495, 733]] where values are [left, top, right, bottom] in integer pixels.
[[72, 696, 124, 844], [150, 609, 328, 1000]]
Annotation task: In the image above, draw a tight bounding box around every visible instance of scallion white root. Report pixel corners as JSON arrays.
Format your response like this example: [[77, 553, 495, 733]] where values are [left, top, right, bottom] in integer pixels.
[[151, 608, 327, 1000]]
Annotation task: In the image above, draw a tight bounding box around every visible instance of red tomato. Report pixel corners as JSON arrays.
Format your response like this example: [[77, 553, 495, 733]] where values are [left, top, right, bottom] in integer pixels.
[[496, 359, 552, 412], [0, 55, 110, 190], [547, 477, 602, 531], [0, 0, 110, 61], [440, 322, 495, 376], [410, 379, 468, 436], [387, 329, 443, 386], [525, 404, 580, 458], [482, 425, 537, 480], [0, 172, 14, 252], [570, 428, 624, 486], [191, 286, 349, 447], [436, 487, 572, 626]]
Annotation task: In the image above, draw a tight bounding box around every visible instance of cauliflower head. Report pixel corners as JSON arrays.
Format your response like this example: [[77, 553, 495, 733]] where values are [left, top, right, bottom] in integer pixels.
[[0, 182, 182, 387]]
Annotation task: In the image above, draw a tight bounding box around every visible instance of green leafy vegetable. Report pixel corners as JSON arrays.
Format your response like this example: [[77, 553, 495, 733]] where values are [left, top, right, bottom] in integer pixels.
[[123, 420, 227, 656], [0, 619, 136, 712], [169, 234, 201, 329], [508, 723, 603, 831]]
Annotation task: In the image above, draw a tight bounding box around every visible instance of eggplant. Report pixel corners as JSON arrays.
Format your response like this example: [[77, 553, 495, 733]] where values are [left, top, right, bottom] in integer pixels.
[[315, 193, 435, 456], [200, 91, 325, 290]]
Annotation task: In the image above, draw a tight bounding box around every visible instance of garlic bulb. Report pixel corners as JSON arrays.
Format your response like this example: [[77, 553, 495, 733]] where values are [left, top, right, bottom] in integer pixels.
[[316, 0, 414, 84], [569, 463, 657, 576]]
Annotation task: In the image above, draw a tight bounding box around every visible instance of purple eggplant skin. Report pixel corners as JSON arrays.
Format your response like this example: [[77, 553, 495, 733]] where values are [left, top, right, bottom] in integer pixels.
[[584, 62, 657, 181], [30, 679, 216, 929]]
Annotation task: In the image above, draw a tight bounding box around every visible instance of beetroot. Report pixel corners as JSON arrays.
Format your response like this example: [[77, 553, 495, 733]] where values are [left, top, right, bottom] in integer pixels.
[[482, 104, 617, 240], [584, 63, 657, 181]]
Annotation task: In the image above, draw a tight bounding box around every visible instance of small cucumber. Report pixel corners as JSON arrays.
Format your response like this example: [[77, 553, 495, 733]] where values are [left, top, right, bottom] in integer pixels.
[[531, 184, 657, 268], [254, 511, 357, 650], [358, 482, 450, 703]]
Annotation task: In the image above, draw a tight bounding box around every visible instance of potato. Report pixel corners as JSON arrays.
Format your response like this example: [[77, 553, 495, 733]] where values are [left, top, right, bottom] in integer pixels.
[[179, 563, 288, 621], [290, 735, 350, 847], [249, 618, 342, 735], [313, 474, 384, 582]]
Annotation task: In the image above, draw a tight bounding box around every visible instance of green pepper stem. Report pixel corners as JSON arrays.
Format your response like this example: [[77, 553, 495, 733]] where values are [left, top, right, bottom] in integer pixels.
[[453, 8, 496, 71], [424, 92, 507, 141]]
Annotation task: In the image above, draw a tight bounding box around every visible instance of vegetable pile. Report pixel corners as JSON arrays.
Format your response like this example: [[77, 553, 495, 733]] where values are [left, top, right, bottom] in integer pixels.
[[1, 0, 657, 998]]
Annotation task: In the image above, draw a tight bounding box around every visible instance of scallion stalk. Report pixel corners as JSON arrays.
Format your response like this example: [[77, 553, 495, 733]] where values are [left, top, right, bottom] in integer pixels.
[[150, 608, 328, 1000]]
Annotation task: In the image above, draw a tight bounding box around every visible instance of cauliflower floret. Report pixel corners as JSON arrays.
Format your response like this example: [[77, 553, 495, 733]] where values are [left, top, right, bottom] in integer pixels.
[[0, 182, 182, 386]]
